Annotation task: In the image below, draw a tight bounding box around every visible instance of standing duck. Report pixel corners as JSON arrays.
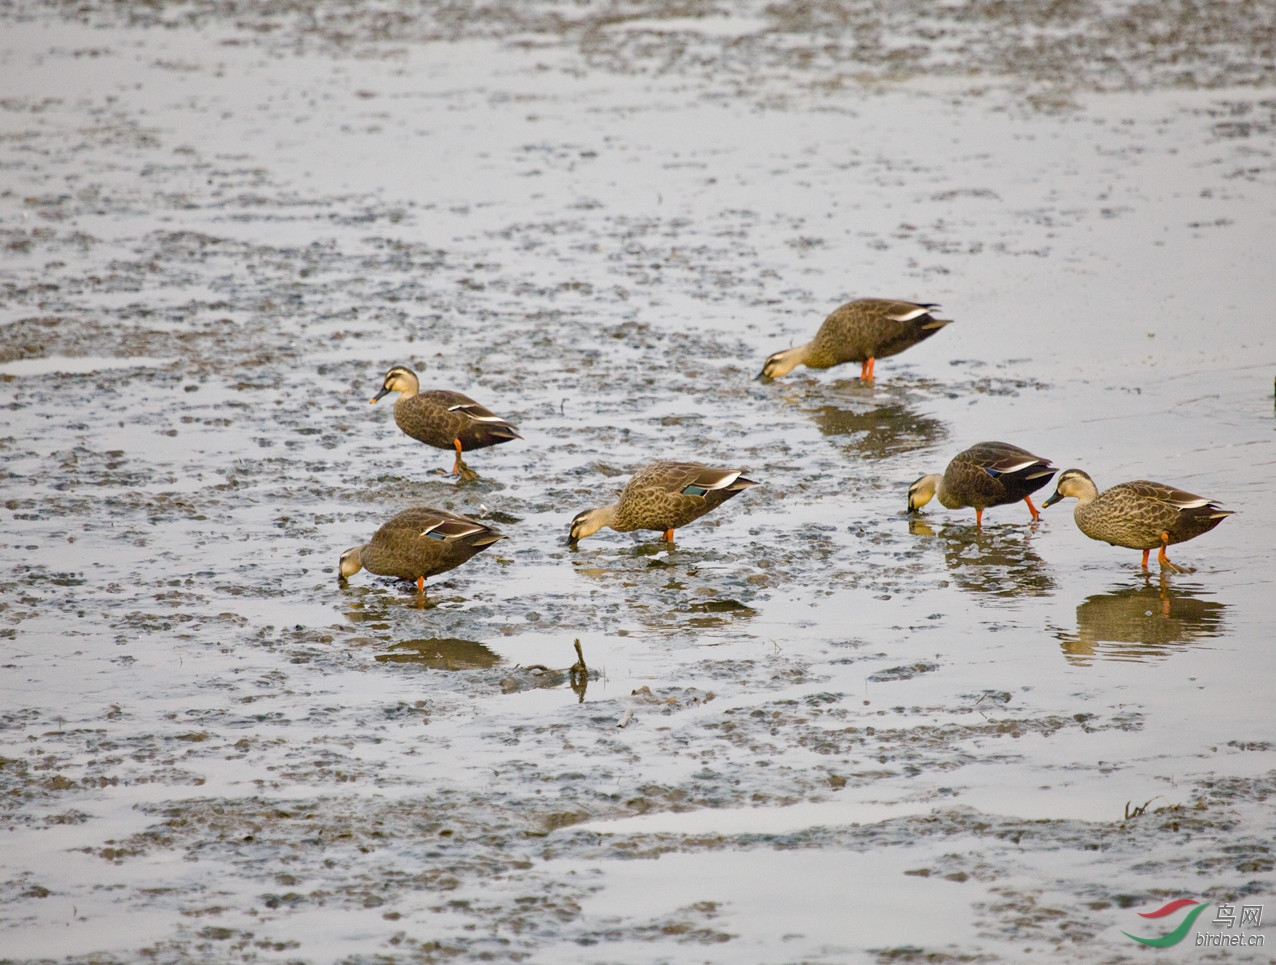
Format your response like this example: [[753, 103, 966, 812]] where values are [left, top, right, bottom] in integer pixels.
[[569, 462, 758, 544], [908, 441, 1057, 527], [371, 365, 520, 480], [339, 507, 506, 593], [1042, 469, 1233, 572], [758, 298, 952, 382]]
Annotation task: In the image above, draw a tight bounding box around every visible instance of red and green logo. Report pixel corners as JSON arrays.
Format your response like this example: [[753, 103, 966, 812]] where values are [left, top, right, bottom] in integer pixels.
[[1123, 899, 1211, 947]]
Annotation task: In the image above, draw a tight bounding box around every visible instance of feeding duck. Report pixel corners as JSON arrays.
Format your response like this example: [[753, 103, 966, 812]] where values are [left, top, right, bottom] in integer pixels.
[[759, 298, 951, 382], [339, 507, 506, 593], [908, 441, 1057, 527], [569, 462, 758, 544]]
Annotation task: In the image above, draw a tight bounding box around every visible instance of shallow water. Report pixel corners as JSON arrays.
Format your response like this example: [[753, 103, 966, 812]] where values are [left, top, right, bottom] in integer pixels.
[[2, 2, 1275, 962]]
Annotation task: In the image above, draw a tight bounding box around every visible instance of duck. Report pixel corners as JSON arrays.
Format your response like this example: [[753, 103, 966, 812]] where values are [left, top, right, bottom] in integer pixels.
[[569, 462, 758, 544], [908, 441, 1057, 527], [370, 365, 520, 480], [339, 507, 507, 592], [1042, 469, 1233, 572], [758, 298, 952, 382]]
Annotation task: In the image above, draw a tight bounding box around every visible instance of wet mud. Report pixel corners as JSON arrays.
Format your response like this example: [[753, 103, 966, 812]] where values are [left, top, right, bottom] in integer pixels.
[[2, 1, 1275, 962]]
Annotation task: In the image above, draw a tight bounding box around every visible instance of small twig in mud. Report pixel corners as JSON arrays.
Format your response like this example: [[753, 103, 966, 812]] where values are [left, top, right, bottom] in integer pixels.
[[508, 640, 592, 701], [1123, 796, 1166, 820], [617, 709, 634, 729], [570, 639, 588, 702]]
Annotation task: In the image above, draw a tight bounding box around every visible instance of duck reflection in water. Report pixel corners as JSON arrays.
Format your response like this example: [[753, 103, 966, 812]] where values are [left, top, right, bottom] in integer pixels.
[[1053, 576, 1227, 665], [805, 398, 948, 461], [375, 637, 501, 670], [909, 517, 1055, 599]]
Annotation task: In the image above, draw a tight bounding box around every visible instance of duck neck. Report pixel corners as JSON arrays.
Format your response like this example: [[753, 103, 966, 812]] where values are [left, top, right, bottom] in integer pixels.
[[577, 503, 619, 538], [760, 342, 811, 377], [1072, 479, 1099, 506], [934, 476, 962, 511], [775, 343, 812, 376]]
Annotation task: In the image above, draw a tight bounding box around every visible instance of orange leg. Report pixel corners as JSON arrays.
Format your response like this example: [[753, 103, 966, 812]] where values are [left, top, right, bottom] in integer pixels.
[[974, 507, 983, 528], [662, 528, 675, 542], [416, 575, 425, 593], [1023, 495, 1040, 521], [451, 439, 478, 480], [1157, 533, 1185, 573], [860, 357, 876, 381], [1140, 548, 1151, 570]]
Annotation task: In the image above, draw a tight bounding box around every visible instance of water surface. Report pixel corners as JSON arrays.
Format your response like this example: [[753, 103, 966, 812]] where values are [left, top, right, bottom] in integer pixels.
[[2, 2, 1274, 962]]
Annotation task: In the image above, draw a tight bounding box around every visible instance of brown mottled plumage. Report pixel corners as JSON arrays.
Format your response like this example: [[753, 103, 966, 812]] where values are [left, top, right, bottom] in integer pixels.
[[568, 462, 758, 544], [371, 365, 520, 480], [908, 441, 1057, 527], [759, 298, 952, 382], [1042, 469, 1233, 572], [339, 507, 506, 593]]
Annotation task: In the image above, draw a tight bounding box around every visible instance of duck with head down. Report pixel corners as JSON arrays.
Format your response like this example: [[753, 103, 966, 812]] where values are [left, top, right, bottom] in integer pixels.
[[370, 365, 520, 480], [569, 461, 758, 545], [759, 298, 951, 383], [908, 441, 1057, 527], [339, 507, 506, 594]]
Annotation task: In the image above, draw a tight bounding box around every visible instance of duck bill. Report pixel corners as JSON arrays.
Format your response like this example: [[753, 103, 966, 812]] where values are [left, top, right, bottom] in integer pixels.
[[370, 387, 391, 404], [1041, 490, 1063, 509]]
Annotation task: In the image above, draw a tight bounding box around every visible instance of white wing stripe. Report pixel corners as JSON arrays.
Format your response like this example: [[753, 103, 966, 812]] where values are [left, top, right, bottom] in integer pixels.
[[448, 404, 507, 423], [998, 458, 1038, 473], [705, 470, 742, 491]]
